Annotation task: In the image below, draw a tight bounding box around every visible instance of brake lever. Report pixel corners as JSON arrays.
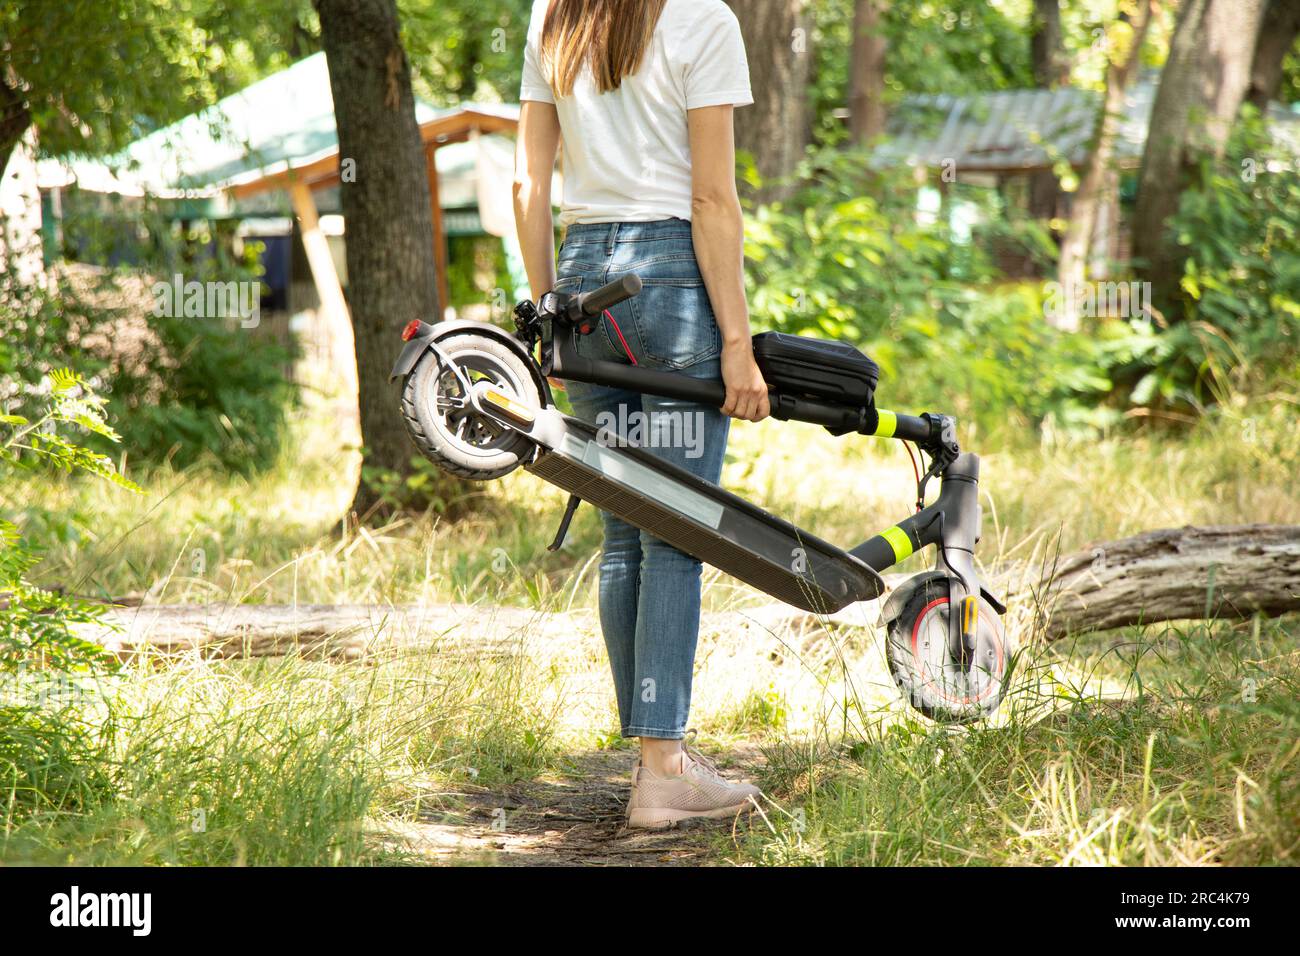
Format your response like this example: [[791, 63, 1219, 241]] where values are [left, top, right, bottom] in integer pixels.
[[541, 290, 599, 335]]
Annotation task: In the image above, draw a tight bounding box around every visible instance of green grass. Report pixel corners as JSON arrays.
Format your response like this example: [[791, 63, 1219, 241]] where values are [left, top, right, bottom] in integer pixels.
[[735, 617, 1299, 866], [3, 375, 1298, 865], [0, 645, 565, 864]]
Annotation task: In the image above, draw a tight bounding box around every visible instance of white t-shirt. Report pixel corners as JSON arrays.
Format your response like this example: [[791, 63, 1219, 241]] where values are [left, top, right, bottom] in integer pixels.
[[520, 0, 752, 226]]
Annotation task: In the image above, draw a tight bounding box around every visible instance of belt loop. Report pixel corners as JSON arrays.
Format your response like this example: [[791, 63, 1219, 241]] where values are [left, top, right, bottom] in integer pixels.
[[605, 222, 618, 256]]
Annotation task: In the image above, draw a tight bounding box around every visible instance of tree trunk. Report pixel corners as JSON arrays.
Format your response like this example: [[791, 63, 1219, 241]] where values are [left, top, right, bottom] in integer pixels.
[[1132, 0, 1268, 318], [726, 0, 810, 203], [1030, 0, 1069, 87], [1246, 0, 1300, 110], [848, 0, 888, 146], [1054, 0, 1155, 331], [0, 76, 32, 179], [315, 0, 464, 516], [82, 525, 1300, 658], [1027, 0, 1067, 235]]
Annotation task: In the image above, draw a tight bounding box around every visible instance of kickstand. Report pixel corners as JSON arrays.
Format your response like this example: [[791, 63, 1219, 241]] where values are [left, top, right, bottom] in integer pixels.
[[547, 493, 582, 552]]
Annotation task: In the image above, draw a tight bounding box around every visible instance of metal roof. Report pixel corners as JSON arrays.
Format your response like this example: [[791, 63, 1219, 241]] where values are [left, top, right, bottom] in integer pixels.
[[875, 78, 1300, 173], [873, 81, 1156, 173], [37, 53, 519, 198]]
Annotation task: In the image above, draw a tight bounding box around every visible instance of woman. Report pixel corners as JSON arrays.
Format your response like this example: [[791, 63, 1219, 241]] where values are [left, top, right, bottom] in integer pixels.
[[513, 0, 769, 829]]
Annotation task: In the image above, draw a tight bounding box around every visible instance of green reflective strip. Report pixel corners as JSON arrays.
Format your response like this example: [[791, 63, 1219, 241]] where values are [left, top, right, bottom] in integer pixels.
[[880, 524, 914, 562], [874, 409, 897, 437]]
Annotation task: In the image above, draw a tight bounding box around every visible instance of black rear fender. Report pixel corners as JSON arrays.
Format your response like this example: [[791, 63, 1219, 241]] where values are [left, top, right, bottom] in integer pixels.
[[389, 320, 547, 403]]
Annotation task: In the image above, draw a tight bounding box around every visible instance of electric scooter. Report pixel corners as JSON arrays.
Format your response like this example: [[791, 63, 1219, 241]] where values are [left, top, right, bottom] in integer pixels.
[[390, 275, 1014, 721]]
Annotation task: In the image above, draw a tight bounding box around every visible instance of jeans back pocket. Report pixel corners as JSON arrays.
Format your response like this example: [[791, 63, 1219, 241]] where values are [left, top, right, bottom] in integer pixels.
[[631, 281, 720, 369]]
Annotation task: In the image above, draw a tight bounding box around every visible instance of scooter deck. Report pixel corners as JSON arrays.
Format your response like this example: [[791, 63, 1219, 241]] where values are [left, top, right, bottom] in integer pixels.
[[523, 412, 885, 614]]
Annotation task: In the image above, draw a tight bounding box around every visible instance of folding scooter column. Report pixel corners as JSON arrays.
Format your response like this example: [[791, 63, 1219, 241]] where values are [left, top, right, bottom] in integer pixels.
[[849, 452, 985, 667]]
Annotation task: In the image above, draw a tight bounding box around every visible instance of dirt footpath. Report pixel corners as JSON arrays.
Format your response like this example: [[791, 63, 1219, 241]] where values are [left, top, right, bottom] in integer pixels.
[[390, 747, 765, 866]]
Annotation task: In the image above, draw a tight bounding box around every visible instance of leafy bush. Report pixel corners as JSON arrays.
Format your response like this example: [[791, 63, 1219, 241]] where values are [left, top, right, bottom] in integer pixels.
[[0, 371, 138, 824], [894, 283, 1123, 432], [744, 153, 997, 345], [0, 257, 295, 475], [1132, 113, 1300, 407], [103, 307, 296, 474], [744, 150, 1087, 433], [743, 126, 1300, 434], [1, 369, 137, 674]]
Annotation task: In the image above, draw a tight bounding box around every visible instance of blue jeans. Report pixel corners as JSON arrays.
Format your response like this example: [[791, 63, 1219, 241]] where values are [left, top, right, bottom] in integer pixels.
[[556, 218, 730, 740]]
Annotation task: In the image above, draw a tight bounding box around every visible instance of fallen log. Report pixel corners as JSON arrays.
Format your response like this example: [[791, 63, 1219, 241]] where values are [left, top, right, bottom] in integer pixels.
[[71, 524, 1300, 658], [76, 600, 818, 662], [75, 602, 598, 661], [810, 523, 1300, 641], [1027, 523, 1300, 641]]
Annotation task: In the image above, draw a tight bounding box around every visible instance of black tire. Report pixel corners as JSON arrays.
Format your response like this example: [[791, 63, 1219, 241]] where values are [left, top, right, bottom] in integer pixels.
[[886, 578, 1014, 723], [399, 333, 541, 481]]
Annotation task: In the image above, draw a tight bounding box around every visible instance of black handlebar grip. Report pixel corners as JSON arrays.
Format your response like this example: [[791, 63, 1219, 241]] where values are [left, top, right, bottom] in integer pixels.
[[578, 274, 643, 317]]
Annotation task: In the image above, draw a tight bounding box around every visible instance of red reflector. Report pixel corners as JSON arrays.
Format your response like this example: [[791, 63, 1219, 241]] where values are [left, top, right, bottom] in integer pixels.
[[401, 320, 423, 341]]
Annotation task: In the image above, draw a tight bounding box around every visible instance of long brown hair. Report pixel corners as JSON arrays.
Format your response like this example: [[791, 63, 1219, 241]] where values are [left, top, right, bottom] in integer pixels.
[[540, 0, 669, 96]]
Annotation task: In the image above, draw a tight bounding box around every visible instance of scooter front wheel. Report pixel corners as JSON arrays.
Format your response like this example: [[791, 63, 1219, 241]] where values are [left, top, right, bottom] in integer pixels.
[[400, 333, 541, 480], [886, 579, 1014, 722]]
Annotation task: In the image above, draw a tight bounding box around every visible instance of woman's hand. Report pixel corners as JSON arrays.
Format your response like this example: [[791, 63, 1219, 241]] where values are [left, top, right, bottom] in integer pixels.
[[720, 341, 770, 422]]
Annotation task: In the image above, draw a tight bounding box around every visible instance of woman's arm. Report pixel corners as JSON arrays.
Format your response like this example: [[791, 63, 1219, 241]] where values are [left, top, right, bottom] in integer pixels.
[[688, 105, 769, 422], [513, 100, 562, 300]]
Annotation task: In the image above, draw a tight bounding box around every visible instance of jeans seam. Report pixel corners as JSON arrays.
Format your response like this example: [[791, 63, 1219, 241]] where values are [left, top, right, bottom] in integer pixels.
[[623, 725, 686, 739]]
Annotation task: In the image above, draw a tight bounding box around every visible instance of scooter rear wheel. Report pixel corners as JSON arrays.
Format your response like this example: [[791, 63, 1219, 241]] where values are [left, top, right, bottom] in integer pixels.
[[886, 579, 1014, 722], [400, 333, 541, 480]]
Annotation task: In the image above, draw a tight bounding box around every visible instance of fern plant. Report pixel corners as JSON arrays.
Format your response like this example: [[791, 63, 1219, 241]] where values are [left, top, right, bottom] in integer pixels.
[[1, 369, 139, 675]]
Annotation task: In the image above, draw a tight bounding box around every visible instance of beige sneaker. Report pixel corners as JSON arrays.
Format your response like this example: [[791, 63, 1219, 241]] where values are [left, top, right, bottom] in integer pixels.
[[626, 735, 761, 829]]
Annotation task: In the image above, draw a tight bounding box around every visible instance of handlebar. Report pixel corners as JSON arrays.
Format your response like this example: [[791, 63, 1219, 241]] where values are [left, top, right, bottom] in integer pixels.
[[573, 274, 643, 318], [539, 273, 941, 441]]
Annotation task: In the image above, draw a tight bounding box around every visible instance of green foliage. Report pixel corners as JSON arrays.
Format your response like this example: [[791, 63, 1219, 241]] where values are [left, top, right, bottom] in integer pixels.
[[882, 0, 1036, 94], [1278, 45, 1300, 108], [0, 704, 116, 823], [743, 117, 1300, 433], [104, 308, 297, 476], [897, 283, 1123, 431], [808, 0, 1034, 143], [0, 521, 119, 677], [3, 0, 318, 159], [1, 369, 140, 490], [744, 148, 1088, 432], [360, 456, 465, 515], [446, 234, 512, 310], [1, 253, 296, 476], [401, 0, 533, 105], [1, 370, 136, 677], [1133, 114, 1300, 407], [744, 152, 994, 345]]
